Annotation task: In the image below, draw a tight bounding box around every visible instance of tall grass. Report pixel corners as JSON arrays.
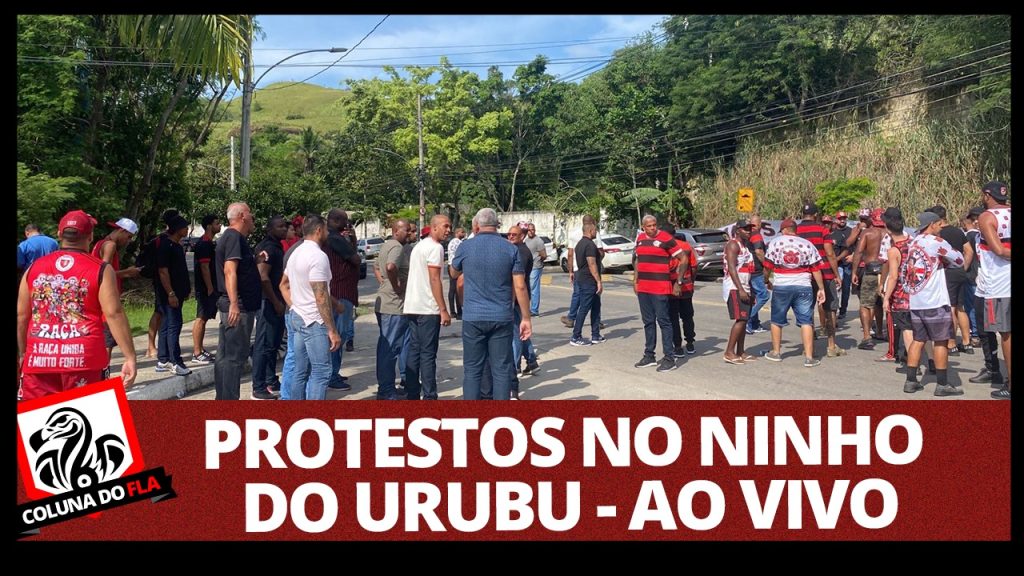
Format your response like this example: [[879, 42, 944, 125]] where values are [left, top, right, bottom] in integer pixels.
[[693, 117, 1011, 227]]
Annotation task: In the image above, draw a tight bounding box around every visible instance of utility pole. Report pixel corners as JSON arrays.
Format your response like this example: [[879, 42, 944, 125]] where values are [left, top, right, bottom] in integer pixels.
[[417, 92, 425, 236], [239, 21, 253, 181], [230, 136, 236, 191]]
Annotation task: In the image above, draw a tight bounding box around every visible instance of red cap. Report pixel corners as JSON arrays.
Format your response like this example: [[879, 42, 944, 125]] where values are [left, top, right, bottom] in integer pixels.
[[421, 225, 431, 238], [780, 218, 797, 230], [58, 210, 97, 236], [291, 215, 304, 228], [870, 207, 884, 227]]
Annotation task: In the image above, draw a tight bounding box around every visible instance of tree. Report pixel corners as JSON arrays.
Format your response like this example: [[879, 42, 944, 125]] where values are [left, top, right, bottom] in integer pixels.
[[17, 163, 84, 236]]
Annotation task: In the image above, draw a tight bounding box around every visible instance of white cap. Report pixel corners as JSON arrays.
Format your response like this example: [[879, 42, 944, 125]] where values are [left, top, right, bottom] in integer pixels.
[[109, 217, 139, 235]]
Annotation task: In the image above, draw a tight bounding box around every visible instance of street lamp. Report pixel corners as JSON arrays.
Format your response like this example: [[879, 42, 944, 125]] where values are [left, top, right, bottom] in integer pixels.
[[239, 46, 347, 181]]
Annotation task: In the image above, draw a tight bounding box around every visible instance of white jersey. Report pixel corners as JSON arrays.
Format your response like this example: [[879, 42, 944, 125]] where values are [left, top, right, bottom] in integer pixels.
[[722, 239, 754, 300], [902, 234, 964, 310], [976, 207, 1011, 299]]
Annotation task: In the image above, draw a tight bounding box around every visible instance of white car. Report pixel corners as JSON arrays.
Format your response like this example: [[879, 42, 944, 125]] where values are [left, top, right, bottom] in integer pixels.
[[598, 234, 635, 271], [356, 237, 385, 259], [539, 236, 559, 265]]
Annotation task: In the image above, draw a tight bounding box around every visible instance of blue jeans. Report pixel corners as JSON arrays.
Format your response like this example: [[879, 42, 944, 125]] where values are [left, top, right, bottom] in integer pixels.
[[512, 307, 537, 370], [251, 300, 285, 393], [375, 313, 410, 398], [746, 274, 770, 331], [637, 292, 673, 358], [157, 302, 184, 365], [462, 320, 514, 400], [572, 283, 602, 340], [567, 281, 580, 320], [279, 309, 298, 400], [770, 284, 815, 327], [529, 268, 542, 315], [406, 314, 441, 400], [329, 300, 355, 386], [838, 263, 853, 315], [963, 281, 978, 337], [286, 313, 332, 400]]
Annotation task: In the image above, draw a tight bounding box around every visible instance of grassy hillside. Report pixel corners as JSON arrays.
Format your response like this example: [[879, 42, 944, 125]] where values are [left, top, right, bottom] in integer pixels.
[[206, 82, 350, 145]]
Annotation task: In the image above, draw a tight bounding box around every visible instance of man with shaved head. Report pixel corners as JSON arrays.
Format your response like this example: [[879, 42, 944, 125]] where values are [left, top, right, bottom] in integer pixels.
[[403, 214, 452, 400], [214, 202, 262, 399], [452, 208, 532, 400], [374, 219, 412, 400], [562, 214, 604, 329]]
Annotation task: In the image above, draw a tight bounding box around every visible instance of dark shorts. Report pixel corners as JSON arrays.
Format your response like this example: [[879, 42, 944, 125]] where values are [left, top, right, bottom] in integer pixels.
[[859, 273, 880, 309], [983, 297, 1011, 333], [197, 292, 218, 320], [20, 370, 105, 401], [892, 309, 913, 333], [910, 306, 954, 342], [945, 274, 967, 307], [103, 323, 116, 349], [822, 279, 839, 312], [727, 290, 751, 321]]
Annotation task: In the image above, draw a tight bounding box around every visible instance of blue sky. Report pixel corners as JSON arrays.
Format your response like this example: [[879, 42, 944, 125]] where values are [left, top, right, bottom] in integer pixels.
[[249, 15, 666, 93]]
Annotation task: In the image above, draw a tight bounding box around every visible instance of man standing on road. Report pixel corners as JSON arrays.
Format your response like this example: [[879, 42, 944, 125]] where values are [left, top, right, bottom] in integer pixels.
[[374, 219, 412, 400], [925, 205, 974, 355], [213, 202, 261, 400], [452, 208, 532, 400], [17, 223, 58, 276], [190, 214, 221, 364], [155, 216, 192, 376], [91, 217, 140, 371], [251, 216, 289, 400], [562, 215, 605, 330], [404, 215, 452, 400], [761, 218, 826, 367], [831, 211, 861, 320], [851, 208, 887, 351], [280, 214, 341, 400], [569, 221, 604, 348], [634, 215, 689, 372], [661, 223, 698, 357], [508, 223, 541, 388], [880, 208, 913, 367], [18, 210, 137, 399], [325, 209, 360, 391], [524, 223, 547, 316], [722, 219, 756, 365], [974, 181, 1011, 399], [744, 214, 770, 335], [901, 212, 964, 396], [798, 202, 843, 358], [446, 227, 465, 319]]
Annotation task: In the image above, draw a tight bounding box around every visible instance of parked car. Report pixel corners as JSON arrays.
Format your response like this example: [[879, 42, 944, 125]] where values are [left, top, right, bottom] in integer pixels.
[[560, 233, 635, 272], [674, 229, 730, 279], [356, 237, 385, 259], [539, 236, 559, 266]]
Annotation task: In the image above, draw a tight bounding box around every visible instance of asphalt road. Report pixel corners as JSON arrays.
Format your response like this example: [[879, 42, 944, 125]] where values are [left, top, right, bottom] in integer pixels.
[[183, 265, 999, 401]]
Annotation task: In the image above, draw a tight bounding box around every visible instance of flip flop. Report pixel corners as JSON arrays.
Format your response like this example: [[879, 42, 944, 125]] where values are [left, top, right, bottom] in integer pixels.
[[741, 353, 758, 362], [724, 356, 745, 365]]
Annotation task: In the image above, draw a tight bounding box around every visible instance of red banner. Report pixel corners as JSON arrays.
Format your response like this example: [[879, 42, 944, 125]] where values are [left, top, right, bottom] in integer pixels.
[[16, 400, 1010, 540]]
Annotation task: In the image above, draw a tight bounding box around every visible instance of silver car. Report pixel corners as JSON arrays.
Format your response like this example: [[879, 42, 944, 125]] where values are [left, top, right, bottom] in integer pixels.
[[356, 237, 385, 259], [674, 229, 730, 279]]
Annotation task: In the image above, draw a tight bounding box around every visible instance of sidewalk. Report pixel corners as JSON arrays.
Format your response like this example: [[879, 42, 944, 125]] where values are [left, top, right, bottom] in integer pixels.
[[118, 314, 225, 400]]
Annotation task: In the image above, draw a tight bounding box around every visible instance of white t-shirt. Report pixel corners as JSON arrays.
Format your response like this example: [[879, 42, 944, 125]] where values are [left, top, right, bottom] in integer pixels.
[[284, 241, 332, 326], [764, 234, 822, 287], [447, 236, 463, 265], [568, 228, 604, 272], [903, 234, 964, 310], [404, 236, 445, 315]]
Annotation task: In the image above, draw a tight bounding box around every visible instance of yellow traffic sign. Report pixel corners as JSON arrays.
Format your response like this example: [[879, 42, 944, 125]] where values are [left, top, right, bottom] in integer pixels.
[[737, 187, 755, 213]]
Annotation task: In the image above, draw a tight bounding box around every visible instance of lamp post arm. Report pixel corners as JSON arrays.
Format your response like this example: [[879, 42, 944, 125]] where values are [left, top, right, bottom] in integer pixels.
[[252, 47, 347, 89]]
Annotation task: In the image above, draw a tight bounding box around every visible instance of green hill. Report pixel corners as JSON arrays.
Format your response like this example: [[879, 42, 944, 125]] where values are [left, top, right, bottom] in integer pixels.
[[206, 82, 350, 144]]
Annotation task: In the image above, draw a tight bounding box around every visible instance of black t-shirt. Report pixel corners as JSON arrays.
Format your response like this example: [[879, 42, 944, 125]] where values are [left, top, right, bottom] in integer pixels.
[[215, 228, 262, 312], [831, 227, 852, 260], [255, 235, 285, 301], [574, 236, 601, 286], [938, 224, 968, 282], [517, 242, 534, 278], [965, 229, 981, 282], [156, 237, 191, 303], [193, 236, 215, 298]]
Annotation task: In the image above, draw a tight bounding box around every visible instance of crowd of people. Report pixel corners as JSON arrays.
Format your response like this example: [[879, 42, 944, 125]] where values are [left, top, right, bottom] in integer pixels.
[[15, 181, 1011, 401]]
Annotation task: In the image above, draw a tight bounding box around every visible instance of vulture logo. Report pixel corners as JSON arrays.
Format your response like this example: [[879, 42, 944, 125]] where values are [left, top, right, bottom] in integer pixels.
[[17, 379, 144, 500]]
